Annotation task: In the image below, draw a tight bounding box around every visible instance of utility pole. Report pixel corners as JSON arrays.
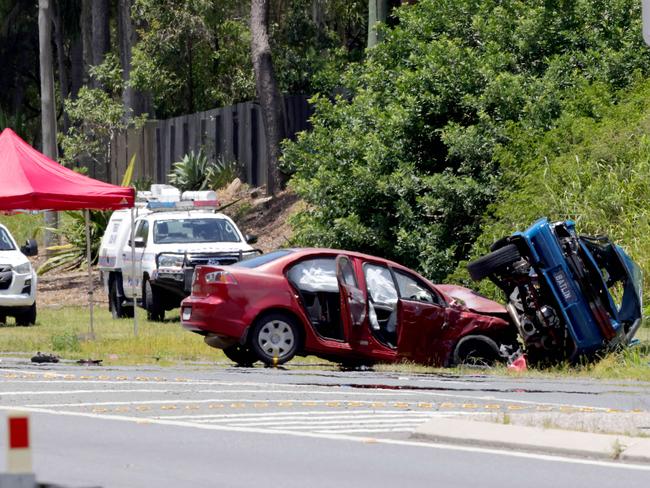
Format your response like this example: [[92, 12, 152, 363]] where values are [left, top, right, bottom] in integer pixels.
[[38, 0, 59, 248]]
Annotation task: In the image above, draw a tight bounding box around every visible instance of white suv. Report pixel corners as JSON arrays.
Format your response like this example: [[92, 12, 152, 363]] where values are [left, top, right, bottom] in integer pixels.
[[0, 223, 37, 325]]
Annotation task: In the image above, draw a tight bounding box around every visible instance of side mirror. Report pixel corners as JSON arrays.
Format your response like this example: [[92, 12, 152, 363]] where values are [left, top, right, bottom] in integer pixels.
[[20, 239, 38, 257], [245, 234, 258, 245], [129, 236, 146, 248]]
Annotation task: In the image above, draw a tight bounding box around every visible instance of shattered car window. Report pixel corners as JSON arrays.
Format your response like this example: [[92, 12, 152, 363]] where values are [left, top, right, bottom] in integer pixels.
[[364, 264, 398, 305], [287, 258, 338, 292], [394, 270, 436, 304]]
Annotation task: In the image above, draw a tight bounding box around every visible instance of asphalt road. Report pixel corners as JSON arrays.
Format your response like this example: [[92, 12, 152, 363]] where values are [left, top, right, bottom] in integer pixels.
[[0, 358, 648, 488]]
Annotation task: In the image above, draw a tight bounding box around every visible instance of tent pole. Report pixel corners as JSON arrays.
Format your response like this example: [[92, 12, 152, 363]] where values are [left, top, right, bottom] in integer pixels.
[[131, 207, 138, 337], [84, 209, 95, 340]]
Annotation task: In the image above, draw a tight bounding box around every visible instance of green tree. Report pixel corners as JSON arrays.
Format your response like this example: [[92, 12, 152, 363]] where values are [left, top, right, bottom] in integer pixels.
[[130, 0, 256, 117], [284, 0, 650, 281]]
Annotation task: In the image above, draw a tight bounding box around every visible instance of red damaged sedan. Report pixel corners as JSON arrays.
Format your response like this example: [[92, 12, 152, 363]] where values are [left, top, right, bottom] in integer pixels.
[[180, 248, 518, 367]]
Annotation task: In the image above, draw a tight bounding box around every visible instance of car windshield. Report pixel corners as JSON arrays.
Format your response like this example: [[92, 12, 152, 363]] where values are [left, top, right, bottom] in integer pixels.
[[233, 249, 295, 268], [153, 218, 241, 244], [0, 228, 15, 251]]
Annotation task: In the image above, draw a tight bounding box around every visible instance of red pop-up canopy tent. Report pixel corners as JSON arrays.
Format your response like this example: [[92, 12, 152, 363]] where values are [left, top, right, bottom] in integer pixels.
[[0, 127, 136, 337], [0, 128, 134, 211]]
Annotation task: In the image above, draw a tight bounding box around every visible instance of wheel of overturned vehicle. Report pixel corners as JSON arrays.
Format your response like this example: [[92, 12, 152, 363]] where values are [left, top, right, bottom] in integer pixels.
[[453, 335, 502, 367], [144, 279, 165, 322], [15, 303, 36, 326], [250, 313, 300, 365], [467, 244, 521, 281], [110, 279, 134, 319], [222, 344, 258, 367]]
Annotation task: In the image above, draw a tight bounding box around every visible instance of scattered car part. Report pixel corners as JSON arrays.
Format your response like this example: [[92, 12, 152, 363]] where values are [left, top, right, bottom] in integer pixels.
[[31, 352, 59, 363]]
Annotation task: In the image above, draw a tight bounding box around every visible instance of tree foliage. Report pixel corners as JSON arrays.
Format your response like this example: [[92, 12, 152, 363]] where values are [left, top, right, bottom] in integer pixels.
[[284, 0, 650, 281], [454, 80, 650, 299]]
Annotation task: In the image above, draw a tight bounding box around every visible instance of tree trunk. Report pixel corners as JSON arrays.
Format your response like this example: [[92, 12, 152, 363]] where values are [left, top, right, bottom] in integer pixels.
[[91, 0, 110, 84], [69, 36, 84, 99], [52, 0, 70, 133], [80, 0, 93, 85], [38, 0, 59, 248], [367, 0, 388, 47], [251, 0, 286, 197], [118, 0, 149, 118]]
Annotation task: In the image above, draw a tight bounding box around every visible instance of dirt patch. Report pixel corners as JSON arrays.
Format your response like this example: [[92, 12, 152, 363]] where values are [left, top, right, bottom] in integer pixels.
[[36, 268, 107, 308]]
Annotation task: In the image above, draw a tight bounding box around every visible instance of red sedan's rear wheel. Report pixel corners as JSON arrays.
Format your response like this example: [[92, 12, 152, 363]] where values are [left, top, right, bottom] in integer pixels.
[[250, 313, 300, 365]]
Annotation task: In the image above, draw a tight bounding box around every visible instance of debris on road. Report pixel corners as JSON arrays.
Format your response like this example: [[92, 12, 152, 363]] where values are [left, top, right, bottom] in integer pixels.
[[30, 352, 59, 364]]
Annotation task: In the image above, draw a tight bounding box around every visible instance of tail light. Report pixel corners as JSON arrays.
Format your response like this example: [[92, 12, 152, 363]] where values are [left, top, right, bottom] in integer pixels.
[[192, 266, 237, 295], [204, 270, 238, 284]]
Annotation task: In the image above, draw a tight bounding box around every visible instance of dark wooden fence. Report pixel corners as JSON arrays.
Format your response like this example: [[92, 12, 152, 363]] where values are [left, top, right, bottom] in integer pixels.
[[110, 95, 312, 186]]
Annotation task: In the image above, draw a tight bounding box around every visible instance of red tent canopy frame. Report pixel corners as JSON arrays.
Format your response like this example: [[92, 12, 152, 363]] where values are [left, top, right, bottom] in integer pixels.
[[0, 128, 136, 338]]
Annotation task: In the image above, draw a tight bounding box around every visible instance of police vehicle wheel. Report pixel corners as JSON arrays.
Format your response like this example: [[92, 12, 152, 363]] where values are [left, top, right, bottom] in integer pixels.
[[110, 279, 134, 319], [15, 304, 36, 326], [144, 279, 165, 322], [467, 244, 521, 281]]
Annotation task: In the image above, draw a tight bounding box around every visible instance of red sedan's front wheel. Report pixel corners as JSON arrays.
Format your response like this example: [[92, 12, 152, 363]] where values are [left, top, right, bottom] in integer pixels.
[[250, 313, 300, 365]]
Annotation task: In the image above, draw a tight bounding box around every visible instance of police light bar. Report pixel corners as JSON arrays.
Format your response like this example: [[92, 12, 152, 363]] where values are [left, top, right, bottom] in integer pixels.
[[147, 200, 220, 211]]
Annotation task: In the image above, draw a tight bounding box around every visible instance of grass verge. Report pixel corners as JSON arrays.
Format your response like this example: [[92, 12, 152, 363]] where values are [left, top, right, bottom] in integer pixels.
[[0, 305, 648, 379], [0, 307, 215, 365]]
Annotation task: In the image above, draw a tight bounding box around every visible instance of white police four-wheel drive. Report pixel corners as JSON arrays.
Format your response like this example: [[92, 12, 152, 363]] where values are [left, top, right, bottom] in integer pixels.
[[98, 185, 259, 321], [0, 223, 37, 325]]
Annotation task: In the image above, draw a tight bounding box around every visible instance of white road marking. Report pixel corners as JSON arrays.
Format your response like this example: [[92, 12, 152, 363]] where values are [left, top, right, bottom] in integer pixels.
[[0, 377, 618, 411], [0, 389, 170, 396], [0, 404, 647, 472], [160, 410, 445, 420]]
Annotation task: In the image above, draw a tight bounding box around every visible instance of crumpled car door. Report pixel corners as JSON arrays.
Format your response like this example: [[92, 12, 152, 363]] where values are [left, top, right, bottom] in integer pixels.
[[396, 299, 448, 365]]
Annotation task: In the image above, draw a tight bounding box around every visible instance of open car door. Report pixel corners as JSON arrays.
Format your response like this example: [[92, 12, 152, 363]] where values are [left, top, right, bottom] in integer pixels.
[[393, 269, 448, 365], [336, 255, 366, 341]]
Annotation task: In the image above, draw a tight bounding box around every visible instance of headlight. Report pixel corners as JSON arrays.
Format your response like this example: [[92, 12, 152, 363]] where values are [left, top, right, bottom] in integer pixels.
[[14, 263, 32, 274], [157, 254, 184, 269]]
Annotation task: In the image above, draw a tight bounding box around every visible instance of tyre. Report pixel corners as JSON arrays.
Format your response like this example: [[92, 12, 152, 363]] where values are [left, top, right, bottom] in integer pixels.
[[250, 313, 300, 365], [109, 278, 134, 319], [15, 303, 36, 326], [223, 344, 258, 367], [467, 244, 521, 281], [453, 335, 502, 367], [144, 279, 165, 322]]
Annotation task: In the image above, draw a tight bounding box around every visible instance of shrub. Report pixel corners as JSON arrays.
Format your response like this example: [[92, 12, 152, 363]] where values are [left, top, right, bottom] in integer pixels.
[[283, 0, 650, 281]]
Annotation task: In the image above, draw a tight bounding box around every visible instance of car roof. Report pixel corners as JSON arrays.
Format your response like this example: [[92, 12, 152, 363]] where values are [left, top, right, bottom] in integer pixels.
[[254, 247, 420, 275]]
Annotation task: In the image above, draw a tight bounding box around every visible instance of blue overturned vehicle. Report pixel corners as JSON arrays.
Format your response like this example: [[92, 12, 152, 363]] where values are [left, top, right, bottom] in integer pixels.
[[467, 218, 643, 364]]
